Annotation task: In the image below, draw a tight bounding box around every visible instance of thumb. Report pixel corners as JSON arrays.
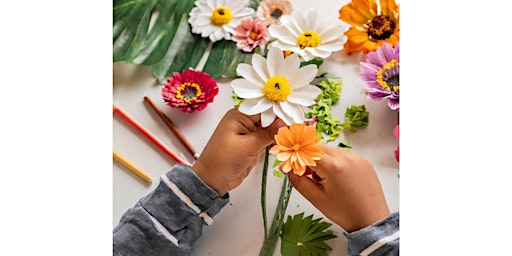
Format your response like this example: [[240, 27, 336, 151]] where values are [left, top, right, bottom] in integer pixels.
[[248, 118, 287, 150]]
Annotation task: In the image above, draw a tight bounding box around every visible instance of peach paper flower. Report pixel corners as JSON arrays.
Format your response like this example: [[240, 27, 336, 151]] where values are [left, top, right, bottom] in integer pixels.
[[232, 19, 270, 52], [270, 123, 324, 176]]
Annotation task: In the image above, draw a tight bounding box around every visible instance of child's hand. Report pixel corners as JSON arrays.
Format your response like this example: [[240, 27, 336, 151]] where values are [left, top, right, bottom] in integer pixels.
[[192, 108, 286, 196], [287, 144, 390, 232]]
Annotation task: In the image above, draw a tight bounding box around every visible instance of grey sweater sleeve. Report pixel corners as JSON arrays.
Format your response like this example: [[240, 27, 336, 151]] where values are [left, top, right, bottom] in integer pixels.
[[344, 212, 399, 256], [113, 164, 230, 256]]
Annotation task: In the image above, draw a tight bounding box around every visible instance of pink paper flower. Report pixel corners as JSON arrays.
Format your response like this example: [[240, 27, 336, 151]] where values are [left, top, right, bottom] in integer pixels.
[[162, 70, 219, 113], [256, 0, 293, 26], [232, 19, 269, 52], [394, 124, 399, 162]]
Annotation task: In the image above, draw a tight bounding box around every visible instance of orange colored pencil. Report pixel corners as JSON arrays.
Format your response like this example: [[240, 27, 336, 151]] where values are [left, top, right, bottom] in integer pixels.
[[143, 96, 199, 159], [113, 104, 192, 166]]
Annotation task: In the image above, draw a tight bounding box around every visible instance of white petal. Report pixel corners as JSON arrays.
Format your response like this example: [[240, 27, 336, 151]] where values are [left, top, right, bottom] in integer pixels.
[[280, 101, 305, 124], [252, 54, 270, 81], [304, 8, 318, 31], [297, 49, 315, 61], [306, 47, 331, 58], [261, 107, 277, 127], [288, 64, 317, 88], [206, 0, 215, 9], [270, 41, 299, 53], [193, 14, 212, 26], [239, 97, 272, 115], [233, 7, 254, 17], [280, 53, 300, 78], [268, 25, 298, 45], [266, 47, 284, 77], [231, 79, 264, 98], [236, 63, 265, 86], [316, 42, 343, 52], [280, 15, 302, 38], [287, 85, 322, 106], [319, 26, 345, 43], [272, 103, 293, 125]]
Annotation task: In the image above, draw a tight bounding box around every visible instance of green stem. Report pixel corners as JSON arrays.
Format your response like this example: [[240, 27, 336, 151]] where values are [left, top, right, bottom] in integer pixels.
[[259, 176, 293, 256], [261, 146, 269, 239]]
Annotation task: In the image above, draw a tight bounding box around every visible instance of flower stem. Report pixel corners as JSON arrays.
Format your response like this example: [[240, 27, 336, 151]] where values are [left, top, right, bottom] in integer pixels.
[[259, 175, 293, 256], [261, 146, 269, 239]]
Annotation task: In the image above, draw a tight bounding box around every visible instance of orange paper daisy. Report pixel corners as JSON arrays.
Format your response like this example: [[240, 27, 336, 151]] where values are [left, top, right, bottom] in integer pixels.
[[338, 0, 400, 55], [269, 123, 324, 176]]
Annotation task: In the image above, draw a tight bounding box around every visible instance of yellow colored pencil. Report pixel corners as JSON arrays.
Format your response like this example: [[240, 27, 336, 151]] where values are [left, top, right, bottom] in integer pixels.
[[113, 150, 152, 183]]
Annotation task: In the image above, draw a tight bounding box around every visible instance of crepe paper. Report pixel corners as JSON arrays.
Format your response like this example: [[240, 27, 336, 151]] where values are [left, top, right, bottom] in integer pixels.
[[113, 150, 152, 183], [144, 96, 199, 159], [305, 78, 344, 142], [113, 0, 255, 82], [113, 105, 192, 166], [360, 42, 400, 110], [341, 105, 370, 132], [280, 213, 337, 256], [261, 146, 270, 239], [259, 175, 293, 256], [231, 46, 321, 127], [338, 0, 399, 55], [269, 123, 324, 176]]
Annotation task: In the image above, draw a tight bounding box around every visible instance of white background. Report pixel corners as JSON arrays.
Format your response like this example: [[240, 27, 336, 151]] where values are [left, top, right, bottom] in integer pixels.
[[4, 0, 512, 255], [113, 1, 399, 255]]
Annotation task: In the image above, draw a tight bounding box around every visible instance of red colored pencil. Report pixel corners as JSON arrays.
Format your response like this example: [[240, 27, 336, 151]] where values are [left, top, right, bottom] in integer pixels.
[[113, 104, 192, 166], [143, 96, 199, 159]]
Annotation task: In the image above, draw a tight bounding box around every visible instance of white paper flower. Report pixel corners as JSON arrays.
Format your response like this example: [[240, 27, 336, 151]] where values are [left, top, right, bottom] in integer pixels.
[[188, 0, 255, 42], [231, 47, 321, 127], [268, 8, 347, 61]]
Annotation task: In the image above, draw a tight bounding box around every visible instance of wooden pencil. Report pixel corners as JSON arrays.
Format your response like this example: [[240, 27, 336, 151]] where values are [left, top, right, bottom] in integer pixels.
[[143, 96, 199, 159], [113, 150, 152, 183], [113, 104, 192, 166]]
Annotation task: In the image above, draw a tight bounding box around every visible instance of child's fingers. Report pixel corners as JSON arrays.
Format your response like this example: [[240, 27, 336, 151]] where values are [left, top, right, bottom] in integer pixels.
[[287, 171, 325, 203]]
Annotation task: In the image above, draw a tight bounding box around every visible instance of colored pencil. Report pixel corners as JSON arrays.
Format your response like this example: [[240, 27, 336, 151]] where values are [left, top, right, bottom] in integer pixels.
[[113, 150, 152, 183], [113, 104, 192, 166], [143, 96, 199, 159]]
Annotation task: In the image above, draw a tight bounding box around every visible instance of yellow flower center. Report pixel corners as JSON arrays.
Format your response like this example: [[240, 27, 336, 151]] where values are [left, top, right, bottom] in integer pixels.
[[367, 15, 395, 40], [297, 31, 321, 49], [210, 7, 232, 26], [249, 32, 259, 40], [293, 144, 301, 151], [263, 76, 291, 101], [176, 82, 202, 103], [377, 59, 400, 92]]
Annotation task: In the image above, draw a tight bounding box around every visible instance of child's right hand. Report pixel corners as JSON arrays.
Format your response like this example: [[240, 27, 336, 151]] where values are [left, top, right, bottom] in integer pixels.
[[287, 144, 390, 233]]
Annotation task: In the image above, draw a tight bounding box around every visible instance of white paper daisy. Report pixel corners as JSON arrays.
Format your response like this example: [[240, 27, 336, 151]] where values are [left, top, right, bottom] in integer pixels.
[[268, 8, 347, 61], [188, 0, 255, 42], [231, 47, 321, 127]]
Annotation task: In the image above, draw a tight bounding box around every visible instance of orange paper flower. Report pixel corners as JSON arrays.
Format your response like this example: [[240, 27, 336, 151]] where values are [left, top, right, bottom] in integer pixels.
[[338, 0, 400, 55], [269, 123, 324, 176]]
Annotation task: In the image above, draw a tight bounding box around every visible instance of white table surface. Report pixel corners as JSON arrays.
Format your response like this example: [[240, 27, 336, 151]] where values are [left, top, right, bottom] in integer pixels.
[[113, 1, 399, 255]]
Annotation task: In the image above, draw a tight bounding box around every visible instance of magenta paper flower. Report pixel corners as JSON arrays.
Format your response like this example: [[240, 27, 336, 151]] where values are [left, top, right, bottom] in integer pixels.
[[360, 42, 400, 110], [162, 70, 219, 113], [394, 124, 399, 162], [232, 19, 270, 52]]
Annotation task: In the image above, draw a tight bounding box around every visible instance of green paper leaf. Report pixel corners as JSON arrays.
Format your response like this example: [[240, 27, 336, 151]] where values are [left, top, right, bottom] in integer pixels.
[[305, 78, 344, 142], [341, 105, 370, 132], [280, 213, 337, 256], [113, 0, 253, 83]]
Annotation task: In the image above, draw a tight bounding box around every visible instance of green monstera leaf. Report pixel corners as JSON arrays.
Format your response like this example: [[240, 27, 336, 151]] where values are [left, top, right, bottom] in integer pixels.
[[113, 0, 258, 83]]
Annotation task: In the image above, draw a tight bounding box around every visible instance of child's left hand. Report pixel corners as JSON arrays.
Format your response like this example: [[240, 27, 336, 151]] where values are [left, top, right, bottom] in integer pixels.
[[191, 108, 286, 196]]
